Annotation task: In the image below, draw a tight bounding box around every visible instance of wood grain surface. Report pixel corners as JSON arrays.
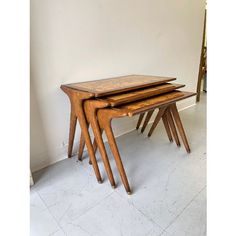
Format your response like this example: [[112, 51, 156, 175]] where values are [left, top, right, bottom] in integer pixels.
[[115, 91, 196, 116], [99, 83, 185, 106], [64, 75, 176, 97]]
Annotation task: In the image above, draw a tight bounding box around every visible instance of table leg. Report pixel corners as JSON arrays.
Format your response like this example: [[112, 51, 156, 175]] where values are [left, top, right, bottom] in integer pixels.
[[147, 107, 167, 137], [78, 132, 99, 162], [98, 109, 131, 194], [68, 112, 77, 158], [88, 136, 101, 165], [162, 113, 173, 142], [84, 101, 116, 188], [136, 113, 145, 130], [61, 86, 102, 183], [166, 107, 181, 147], [76, 101, 102, 183], [141, 110, 154, 133], [78, 131, 85, 161], [170, 103, 191, 153], [93, 137, 98, 154]]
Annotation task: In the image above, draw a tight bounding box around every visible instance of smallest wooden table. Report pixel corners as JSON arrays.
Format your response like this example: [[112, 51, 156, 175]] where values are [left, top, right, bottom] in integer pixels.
[[94, 90, 195, 193]]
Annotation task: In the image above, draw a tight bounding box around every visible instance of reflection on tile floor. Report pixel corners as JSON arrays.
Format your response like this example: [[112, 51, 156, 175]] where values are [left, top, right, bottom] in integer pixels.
[[31, 95, 206, 236]]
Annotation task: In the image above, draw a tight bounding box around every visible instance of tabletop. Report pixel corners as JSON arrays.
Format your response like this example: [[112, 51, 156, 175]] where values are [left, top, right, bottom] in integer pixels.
[[116, 91, 196, 116], [98, 83, 185, 107], [63, 75, 176, 97]]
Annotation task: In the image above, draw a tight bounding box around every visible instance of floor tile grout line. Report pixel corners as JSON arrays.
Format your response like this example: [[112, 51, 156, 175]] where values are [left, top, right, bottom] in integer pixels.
[[67, 222, 93, 236], [32, 161, 114, 224], [48, 229, 63, 236], [160, 185, 206, 235], [114, 189, 165, 232], [65, 189, 164, 235], [112, 191, 167, 235], [131, 202, 165, 232], [145, 227, 159, 236], [59, 191, 117, 236], [57, 203, 73, 223], [35, 183, 114, 235], [64, 191, 115, 223], [157, 229, 169, 236], [30, 189, 49, 213], [113, 157, 197, 231], [36, 191, 66, 235]]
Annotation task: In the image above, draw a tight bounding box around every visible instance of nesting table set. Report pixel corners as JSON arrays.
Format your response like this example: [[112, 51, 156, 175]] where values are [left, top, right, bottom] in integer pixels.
[[61, 75, 196, 194]]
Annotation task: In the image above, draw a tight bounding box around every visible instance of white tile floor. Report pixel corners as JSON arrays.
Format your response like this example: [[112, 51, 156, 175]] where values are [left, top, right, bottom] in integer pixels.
[[31, 94, 206, 236]]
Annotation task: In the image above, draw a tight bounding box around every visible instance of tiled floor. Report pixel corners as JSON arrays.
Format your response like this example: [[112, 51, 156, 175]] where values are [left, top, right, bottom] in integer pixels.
[[31, 94, 206, 236]]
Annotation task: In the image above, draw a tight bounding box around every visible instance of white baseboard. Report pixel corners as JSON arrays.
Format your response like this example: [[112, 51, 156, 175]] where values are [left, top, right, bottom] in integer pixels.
[[31, 100, 196, 173], [30, 171, 34, 186], [178, 103, 196, 112]]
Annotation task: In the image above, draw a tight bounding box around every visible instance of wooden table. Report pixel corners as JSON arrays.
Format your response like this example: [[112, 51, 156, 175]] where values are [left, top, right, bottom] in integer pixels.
[[61, 75, 195, 194], [83, 83, 186, 191], [61, 75, 176, 184], [94, 90, 195, 193]]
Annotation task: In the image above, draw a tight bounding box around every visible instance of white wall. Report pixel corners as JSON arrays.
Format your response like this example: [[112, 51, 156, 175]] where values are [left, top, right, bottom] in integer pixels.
[[30, 0, 205, 172]]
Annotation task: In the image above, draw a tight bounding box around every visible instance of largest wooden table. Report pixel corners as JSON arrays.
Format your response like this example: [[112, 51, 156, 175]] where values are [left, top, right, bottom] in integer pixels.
[[61, 75, 176, 183]]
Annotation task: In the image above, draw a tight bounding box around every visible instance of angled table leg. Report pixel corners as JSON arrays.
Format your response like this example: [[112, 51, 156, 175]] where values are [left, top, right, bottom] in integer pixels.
[[76, 104, 103, 183], [88, 133, 101, 165], [136, 113, 145, 129], [92, 137, 99, 154], [68, 111, 77, 157], [78, 131, 85, 161], [147, 107, 173, 142], [140, 107, 174, 143], [170, 103, 191, 153], [78, 131, 99, 163], [84, 100, 116, 188], [147, 107, 167, 137], [97, 109, 131, 194], [141, 110, 154, 133], [162, 112, 173, 142], [166, 107, 181, 147], [61, 86, 102, 183]]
